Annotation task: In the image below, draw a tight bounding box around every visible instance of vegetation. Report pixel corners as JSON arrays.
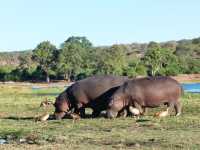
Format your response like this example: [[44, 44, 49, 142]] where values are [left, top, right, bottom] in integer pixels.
[[0, 84, 200, 149], [143, 43, 180, 76], [94, 45, 127, 75], [57, 36, 93, 81], [32, 41, 58, 83], [0, 36, 200, 82]]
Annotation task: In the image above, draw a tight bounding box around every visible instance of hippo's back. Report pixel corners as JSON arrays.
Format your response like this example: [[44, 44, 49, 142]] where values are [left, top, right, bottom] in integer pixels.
[[127, 76, 182, 106], [68, 75, 128, 101]]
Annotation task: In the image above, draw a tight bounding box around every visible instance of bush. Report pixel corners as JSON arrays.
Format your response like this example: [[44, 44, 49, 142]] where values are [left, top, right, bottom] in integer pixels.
[[123, 59, 147, 77], [31, 66, 46, 81], [3, 69, 22, 81], [0, 66, 15, 81]]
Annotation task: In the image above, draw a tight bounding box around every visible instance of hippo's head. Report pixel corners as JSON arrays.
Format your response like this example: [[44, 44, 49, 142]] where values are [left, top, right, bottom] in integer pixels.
[[53, 91, 71, 120], [107, 87, 128, 118]]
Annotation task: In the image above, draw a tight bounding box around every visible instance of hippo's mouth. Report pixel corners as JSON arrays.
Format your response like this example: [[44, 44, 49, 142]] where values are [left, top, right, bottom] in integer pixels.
[[54, 112, 65, 120], [54, 109, 74, 120]]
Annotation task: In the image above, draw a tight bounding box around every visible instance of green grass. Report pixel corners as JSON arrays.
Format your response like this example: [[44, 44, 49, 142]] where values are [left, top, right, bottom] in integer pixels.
[[0, 84, 200, 150]]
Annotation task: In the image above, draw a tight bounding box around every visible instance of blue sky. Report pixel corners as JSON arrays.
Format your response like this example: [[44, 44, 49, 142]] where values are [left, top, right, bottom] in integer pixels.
[[0, 0, 200, 51]]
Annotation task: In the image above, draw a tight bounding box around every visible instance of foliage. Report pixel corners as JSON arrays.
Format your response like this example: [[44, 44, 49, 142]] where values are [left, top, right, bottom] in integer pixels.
[[124, 58, 147, 77], [57, 36, 93, 81], [0, 36, 200, 82], [143, 43, 180, 76], [94, 45, 127, 75], [32, 41, 57, 82], [0, 66, 16, 81], [18, 53, 33, 70]]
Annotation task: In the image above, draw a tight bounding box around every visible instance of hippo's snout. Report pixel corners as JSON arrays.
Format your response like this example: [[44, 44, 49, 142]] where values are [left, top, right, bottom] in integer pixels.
[[106, 109, 118, 118], [54, 111, 66, 120]]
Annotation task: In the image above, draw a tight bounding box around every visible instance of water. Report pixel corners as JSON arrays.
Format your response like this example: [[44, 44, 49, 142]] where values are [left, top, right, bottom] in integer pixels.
[[0, 139, 7, 144], [182, 83, 200, 93], [31, 83, 200, 93]]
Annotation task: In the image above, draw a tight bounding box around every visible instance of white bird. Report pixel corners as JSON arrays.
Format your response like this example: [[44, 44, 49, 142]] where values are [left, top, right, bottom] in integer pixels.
[[35, 113, 50, 122], [129, 106, 140, 116], [154, 108, 169, 117]]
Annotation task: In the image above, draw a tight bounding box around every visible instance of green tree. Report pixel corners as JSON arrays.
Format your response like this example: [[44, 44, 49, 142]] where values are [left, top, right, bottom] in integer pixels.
[[176, 38, 200, 74], [57, 36, 93, 81], [63, 36, 92, 49], [124, 58, 147, 77], [143, 44, 162, 76], [18, 53, 33, 70], [147, 41, 160, 50], [144, 44, 179, 76], [162, 41, 177, 52], [95, 45, 127, 75], [32, 41, 57, 83], [178, 56, 200, 74]]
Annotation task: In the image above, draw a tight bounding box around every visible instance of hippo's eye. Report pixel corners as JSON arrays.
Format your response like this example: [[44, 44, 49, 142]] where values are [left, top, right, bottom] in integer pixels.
[[114, 95, 119, 100]]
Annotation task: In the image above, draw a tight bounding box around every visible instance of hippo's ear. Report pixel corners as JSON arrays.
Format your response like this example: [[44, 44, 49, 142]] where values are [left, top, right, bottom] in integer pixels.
[[53, 98, 58, 107], [122, 83, 129, 94]]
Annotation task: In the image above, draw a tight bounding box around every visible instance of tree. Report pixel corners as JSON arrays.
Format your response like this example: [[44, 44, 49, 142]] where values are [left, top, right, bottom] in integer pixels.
[[175, 38, 200, 74], [192, 37, 200, 44], [159, 50, 180, 76], [63, 36, 92, 49], [124, 58, 147, 77], [18, 53, 33, 70], [32, 41, 57, 83], [143, 44, 179, 76], [143, 44, 162, 76], [57, 36, 93, 81], [147, 41, 160, 50], [162, 41, 177, 52], [95, 45, 127, 75]]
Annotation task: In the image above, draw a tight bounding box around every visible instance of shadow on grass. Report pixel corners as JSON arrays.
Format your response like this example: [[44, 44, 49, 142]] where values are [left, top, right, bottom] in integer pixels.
[[81, 113, 107, 119], [136, 119, 151, 122], [2, 116, 70, 121], [2, 113, 115, 121], [2, 116, 34, 120]]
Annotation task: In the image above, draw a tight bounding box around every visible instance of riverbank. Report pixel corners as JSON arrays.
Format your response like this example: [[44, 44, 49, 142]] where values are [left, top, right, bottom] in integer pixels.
[[0, 84, 200, 149], [171, 74, 200, 83], [0, 74, 199, 88]]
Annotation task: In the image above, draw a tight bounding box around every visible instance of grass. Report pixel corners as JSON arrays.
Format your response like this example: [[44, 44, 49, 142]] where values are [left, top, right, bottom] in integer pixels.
[[0, 84, 200, 150]]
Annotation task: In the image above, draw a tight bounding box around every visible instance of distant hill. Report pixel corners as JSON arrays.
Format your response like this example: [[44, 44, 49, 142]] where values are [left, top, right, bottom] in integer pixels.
[[0, 50, 32, 67], [0, 37, 199, 67]]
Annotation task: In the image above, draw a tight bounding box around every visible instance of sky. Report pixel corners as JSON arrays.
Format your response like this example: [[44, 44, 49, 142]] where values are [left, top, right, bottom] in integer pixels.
[[0, 0, 200, 51]]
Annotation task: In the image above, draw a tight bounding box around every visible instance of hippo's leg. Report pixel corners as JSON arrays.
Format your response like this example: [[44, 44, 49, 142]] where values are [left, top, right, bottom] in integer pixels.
[[75, 103, 85, 117], [133, 101, 143, 114], [107, 109, 118, 118], [92, 110, 101, 118], [166, 102, 175, 114], [79, 108, 85, 118], [126, 107, 133, 116], [142, 107, 148, 115], [174, 101, 181, 116], [74, 105, 85, 118], [118, 108, 128, 118]]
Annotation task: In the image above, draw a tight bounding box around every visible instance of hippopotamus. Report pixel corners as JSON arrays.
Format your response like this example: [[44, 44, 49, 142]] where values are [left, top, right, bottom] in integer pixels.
[[54, 75, 128, 119], [107, 76, 182, 118]]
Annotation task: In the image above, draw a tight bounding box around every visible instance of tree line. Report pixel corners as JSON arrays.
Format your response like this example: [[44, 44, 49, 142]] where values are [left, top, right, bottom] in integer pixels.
[[0, 36, 199, 82]]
